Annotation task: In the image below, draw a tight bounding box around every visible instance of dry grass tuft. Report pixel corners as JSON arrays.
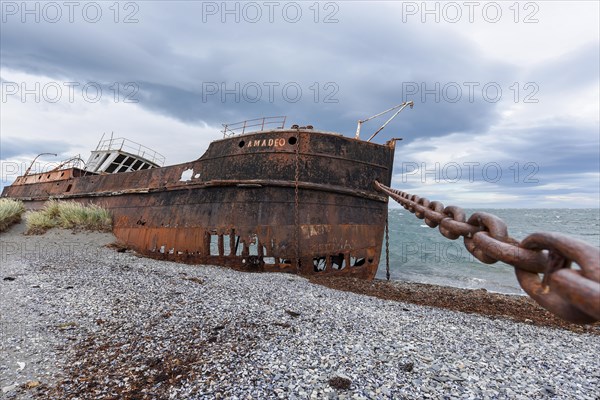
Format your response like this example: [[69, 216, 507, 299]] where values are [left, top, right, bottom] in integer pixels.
[[26, 200, 112, 235], [0, 198, 26, 232]]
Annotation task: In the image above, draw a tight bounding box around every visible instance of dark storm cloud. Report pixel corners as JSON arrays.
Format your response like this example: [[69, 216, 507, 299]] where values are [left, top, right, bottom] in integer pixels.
[[492, 125, 599, 178], [0, 2, 513, 142], [393, 123, 600, 204]]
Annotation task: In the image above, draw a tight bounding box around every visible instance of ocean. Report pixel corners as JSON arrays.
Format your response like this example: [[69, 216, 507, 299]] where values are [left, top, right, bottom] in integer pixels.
[[376, 208, 600, 294]]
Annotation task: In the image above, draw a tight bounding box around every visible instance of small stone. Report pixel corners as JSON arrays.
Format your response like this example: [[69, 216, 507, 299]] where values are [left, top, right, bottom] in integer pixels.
[[329, 375, 352, 390], [380, 386, 392, 396], [2, 384, 18, 394], [57, 322, 77, 331], [285, 310, 301, 318], [446, 374, 465, 382], [543, 386, 556, 395]]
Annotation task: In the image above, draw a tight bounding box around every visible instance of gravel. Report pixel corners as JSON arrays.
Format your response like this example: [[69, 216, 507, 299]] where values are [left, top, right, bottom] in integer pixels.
[[1, 225, 599, 399]]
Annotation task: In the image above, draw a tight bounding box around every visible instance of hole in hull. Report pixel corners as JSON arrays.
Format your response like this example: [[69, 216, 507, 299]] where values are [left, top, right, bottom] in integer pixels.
[[210, 234, 219, 256], [351, 257, 366, 267], [331, 253, 346, 270], [235, 236, 243, 256], [313, 256, 327, 272], [223, 235, 231, 256], [249, 234, 258, 256]]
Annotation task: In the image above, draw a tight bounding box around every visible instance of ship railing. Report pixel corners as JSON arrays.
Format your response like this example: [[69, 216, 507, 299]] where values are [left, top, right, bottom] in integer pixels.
[[95, 137, 166, 166], [222, 116, 287, 138], [22, 155, 86, 176], [50, 155, 86, 171]]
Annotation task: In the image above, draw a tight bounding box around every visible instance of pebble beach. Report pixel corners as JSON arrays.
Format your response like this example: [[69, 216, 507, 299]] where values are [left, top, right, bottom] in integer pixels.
[[1, 222, 599, 399]]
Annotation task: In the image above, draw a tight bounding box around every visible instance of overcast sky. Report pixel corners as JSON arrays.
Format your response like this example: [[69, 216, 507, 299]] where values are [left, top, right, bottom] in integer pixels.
[[1, 1, 598, 208]]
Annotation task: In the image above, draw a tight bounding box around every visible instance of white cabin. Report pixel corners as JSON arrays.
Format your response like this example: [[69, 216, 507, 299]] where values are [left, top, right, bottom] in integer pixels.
[[85, 137, 165, 174]]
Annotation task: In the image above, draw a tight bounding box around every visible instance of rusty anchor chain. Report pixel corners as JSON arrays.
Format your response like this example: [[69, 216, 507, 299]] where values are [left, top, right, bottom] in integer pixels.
[[374, 181, 600, 324]]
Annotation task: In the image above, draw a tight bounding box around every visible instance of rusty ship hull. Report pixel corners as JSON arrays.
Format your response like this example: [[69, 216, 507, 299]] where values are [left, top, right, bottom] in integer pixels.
[[2, 129, 395, 279]]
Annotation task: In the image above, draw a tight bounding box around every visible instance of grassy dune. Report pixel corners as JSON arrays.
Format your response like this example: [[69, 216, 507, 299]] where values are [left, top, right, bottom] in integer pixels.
[[26, 200, 112, 235], [0, 198, 26, 232]]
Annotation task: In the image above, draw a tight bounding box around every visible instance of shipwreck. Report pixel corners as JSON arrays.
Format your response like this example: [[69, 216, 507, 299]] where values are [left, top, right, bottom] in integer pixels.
[[2, 104, 415, 279]]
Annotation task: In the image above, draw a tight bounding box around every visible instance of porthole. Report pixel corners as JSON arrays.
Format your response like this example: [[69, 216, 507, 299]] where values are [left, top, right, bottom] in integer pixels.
[[288, 137, 297, 145], [239, 140, 245, 148]]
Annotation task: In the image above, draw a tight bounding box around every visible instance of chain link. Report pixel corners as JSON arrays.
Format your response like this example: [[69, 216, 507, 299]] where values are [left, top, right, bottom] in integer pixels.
[[375, 181, 600, 324], [294, 133, 300, 273]]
